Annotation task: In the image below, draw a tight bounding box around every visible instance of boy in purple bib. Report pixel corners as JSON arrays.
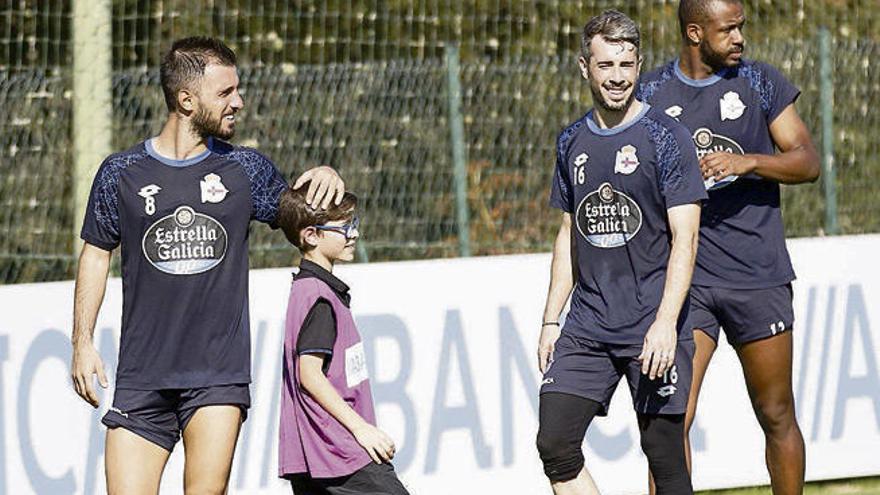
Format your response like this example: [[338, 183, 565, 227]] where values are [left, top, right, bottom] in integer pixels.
[[275, 182, 410, 495]]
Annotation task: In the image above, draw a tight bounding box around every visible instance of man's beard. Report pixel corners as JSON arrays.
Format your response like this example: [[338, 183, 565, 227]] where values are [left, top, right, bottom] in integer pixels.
[[700, 39, 742, 70], [590, 80, 635, 112], [191, 106, 233, 140]]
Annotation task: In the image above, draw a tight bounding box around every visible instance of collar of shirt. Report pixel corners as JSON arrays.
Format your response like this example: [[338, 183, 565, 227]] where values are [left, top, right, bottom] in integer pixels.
[[295, 259, 351, 307], [144, 137, 215, 168], [586, 103, 651, 136], [672, 58, 733, 88]]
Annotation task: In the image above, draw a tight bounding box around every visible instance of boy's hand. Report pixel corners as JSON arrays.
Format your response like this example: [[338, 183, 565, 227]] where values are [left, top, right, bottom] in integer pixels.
[[352, 423, 396, 464]]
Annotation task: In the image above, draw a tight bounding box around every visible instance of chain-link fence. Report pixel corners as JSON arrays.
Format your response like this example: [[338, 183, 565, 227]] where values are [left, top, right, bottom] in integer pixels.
[[2, 1, 879, 284]]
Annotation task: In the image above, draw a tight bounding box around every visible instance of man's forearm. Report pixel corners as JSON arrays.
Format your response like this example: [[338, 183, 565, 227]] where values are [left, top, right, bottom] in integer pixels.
[[749, 145, 820, 184], [543, 216, 575, 322], [656, 241, 696, 322], [72, 245, 111, 347], [656, 208, 700, 323], [751, 104, 821, 185]]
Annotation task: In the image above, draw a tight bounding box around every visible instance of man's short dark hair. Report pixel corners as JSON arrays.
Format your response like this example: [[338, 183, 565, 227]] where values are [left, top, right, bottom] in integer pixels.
[[160, 37, 237, 111], [678, 0, 742, 38], [276, 182, 358, 252], [581, 10, 640, 62]]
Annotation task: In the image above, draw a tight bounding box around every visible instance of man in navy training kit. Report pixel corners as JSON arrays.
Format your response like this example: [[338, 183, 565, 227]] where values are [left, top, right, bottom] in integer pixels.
[[536, 10, 706, 495], [70, 37, 346, 495], [638, 1, 820, 494]]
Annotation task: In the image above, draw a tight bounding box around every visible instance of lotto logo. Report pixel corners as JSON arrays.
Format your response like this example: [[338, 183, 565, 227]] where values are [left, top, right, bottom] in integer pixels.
[[657, 385, 677, 397]]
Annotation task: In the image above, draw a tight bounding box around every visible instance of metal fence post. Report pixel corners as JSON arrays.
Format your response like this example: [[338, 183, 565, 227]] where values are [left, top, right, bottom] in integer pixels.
[[819, 26, 838, 235], [445, 44, 472, 257], [73, 0, 113, 253], [0, 336, 7, 494]]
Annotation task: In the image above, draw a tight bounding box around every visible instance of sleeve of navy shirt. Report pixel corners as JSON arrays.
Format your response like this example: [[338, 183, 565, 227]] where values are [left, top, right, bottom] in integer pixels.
[[239, 148, 288, 226], [635, 63, 671, 105], [549, 132, 575, 213], [296, 299, 337, 357], [657, 121, 709, 209], [80, 156, 123, 251], [754, 61, 801, 123]]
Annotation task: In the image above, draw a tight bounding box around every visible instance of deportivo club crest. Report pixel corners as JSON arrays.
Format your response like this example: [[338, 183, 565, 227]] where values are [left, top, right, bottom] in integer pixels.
[[200, 173, 229, 203], [614, 145, 639, 175], [575, 182, 643, 248], [142, 205, 228, 275], [693, 127, 745, 191], [719, 91, 747, 121]]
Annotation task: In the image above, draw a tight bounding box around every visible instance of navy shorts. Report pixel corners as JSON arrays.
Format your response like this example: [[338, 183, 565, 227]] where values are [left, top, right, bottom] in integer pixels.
[[540, 333, 694, 416], [288, 462, 410, 495], [102, 384, 250, 451], [689, 284, 794, 346]]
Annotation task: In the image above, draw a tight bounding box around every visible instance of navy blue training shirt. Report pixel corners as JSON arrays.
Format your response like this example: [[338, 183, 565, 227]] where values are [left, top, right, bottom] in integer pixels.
[[550, 103, 707, 344], [638, 58, 800, 289], [81, 139, 287, 390]]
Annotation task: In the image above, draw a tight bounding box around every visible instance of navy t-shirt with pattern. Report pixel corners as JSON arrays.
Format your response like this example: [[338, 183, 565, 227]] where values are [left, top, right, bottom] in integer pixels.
[[550, 104, 707, 344], [81, 139, 287, 390], [638, 59, 800, 289]]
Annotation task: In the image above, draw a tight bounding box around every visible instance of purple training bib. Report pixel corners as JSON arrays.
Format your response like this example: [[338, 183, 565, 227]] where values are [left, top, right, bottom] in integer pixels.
[[278, 276, 376, 479]]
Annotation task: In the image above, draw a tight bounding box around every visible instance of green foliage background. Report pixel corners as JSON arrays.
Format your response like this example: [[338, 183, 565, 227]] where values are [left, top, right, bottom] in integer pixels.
[[1, 1, 878, 283]]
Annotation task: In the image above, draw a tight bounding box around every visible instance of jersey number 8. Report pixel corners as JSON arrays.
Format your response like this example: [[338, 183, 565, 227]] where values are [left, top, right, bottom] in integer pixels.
[[144, 197, 156, 215]]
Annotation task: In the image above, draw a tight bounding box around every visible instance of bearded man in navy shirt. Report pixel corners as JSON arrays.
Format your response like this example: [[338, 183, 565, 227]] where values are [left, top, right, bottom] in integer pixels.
[[638, 1, 821, 494], [536, 10, 706, 495], [70, 37, 346, 494]]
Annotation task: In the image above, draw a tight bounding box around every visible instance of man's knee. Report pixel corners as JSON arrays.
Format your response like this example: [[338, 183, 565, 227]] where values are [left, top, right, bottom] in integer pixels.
[[753, 397, 797, 435], [537, 393, 602, 483], [536, 427, 584, 483], [640, 415, 692, 494], [640, 428, 670, 462]]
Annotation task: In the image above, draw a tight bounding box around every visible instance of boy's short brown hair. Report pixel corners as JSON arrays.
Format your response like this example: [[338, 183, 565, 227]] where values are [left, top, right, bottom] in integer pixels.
[[276, 182, 358, 251]]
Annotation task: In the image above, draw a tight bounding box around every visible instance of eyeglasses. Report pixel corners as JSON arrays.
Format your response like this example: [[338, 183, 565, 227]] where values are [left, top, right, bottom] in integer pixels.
[[314, 216, 360, 239]]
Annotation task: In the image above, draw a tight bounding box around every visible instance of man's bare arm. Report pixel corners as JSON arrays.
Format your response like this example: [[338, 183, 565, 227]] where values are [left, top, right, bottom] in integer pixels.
[[292, 166, 346, 210], [701, 104, 820, 185], [639, 203, 701, 379], [71, 243, 111, 408], [537, 212, 575, 374], [656, 203, 701, 325]]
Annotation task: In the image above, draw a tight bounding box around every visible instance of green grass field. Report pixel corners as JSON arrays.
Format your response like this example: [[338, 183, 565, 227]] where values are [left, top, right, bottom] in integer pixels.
[[697, 477, 880, 494]]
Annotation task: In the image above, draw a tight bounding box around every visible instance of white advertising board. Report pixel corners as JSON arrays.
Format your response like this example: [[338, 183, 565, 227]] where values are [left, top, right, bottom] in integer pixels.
[[0, 234, 878, 494]]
